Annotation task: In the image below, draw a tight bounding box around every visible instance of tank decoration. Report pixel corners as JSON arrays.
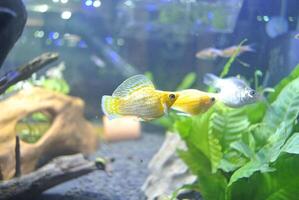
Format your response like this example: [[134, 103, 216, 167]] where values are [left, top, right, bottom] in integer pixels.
[[0, 87, 98, 180], [102, 116, 141, 141], [0, 154, 103, 200], [142, 133, 196, 200]]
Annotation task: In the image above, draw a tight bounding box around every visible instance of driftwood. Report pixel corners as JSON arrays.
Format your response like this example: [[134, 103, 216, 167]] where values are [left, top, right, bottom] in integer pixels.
[[0, 154, 100, 200], [0, 52, 59, 94], [0, 87, 98, 180]]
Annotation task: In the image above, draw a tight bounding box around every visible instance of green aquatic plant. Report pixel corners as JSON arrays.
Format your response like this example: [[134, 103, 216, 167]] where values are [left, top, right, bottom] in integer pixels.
[[17, 112, 53, 143], [220, 39, 247, 78], [39, 78, 70, 94], [171, 63, 299, 200]]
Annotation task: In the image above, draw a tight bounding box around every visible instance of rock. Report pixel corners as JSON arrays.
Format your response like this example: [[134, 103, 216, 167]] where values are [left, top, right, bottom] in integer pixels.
[[0, 87, 98, 180], [142, 132, 196, 199]]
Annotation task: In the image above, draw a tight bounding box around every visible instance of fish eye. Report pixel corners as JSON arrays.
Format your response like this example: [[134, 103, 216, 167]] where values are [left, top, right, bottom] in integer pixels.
[[211, 97, 216, 102], [169, 94, 176, 100], [249, 90, 256, 96]]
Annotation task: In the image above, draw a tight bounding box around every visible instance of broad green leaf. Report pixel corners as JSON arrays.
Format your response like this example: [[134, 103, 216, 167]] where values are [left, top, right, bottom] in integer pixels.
[[228, 150, 274, 186], [190, 110, 223, 174], [228, 78, 299, 185], [228, 122, 290, 186], [265, 187, 299, 200], [282, 133, 299, 154], [175, 109, 224, 174], [263, 155, 299, 200], [230, 141, 255, 159], [261, 77, 299, 144], [263, 122, 292, 162], [178, 144, 228, 200], [208, 116, 223, 173], [268, 64, 299, 103], [219, 151, 248, 172], [210, 107, 250, 152], [230, 155, 299, 200], [244, 102, 267, 124], [203, 106, 251, 173], [174, 117, 192, 139]]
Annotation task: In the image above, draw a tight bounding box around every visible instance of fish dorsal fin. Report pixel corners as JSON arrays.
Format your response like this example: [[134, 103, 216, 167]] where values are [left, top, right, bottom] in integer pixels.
[[112, 75, 155, 97]]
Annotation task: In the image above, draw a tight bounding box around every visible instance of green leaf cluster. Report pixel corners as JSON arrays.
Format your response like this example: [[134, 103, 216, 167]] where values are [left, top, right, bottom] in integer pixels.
[[39, 78, 70, 94], [172, 64, 299, 200]]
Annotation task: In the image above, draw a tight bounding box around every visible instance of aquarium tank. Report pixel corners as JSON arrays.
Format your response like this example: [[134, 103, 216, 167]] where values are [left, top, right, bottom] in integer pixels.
[[0, 0, 298, 200]]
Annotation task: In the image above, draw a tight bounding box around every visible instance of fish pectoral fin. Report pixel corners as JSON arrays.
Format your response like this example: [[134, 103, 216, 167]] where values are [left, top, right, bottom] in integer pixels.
[[176, 112, 192, 117], [163, 103, 169, 115]]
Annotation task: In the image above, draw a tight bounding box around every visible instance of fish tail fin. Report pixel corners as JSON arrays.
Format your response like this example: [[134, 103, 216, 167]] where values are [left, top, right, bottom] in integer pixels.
[[244, 44, 256, 52], [203, 73, 218, 86], [101, 95, 120, 120]]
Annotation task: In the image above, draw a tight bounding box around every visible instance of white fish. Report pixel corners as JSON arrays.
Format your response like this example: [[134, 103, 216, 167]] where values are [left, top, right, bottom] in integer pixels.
[[204, 73, 259, 107]]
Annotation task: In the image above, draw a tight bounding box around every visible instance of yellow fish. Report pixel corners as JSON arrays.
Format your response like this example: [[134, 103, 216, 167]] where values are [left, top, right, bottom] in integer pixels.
[[101, 75, 179, 121], [172, 89, 216, 115]]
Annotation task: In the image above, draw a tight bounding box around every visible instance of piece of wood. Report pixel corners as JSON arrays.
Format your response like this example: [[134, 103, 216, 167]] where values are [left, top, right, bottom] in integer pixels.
[[14, 136, 21, 178], [0, 154, 99, 200], [0, 52, 59, 94], [0, 87, 99, 180]]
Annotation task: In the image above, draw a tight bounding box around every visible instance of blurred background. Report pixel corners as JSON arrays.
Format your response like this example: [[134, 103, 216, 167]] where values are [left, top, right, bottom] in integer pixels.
[[2, 0, 299, 119]]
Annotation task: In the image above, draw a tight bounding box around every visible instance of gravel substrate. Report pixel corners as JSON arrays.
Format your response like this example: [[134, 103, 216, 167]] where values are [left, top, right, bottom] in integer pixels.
[[36, 132, 165, 200]]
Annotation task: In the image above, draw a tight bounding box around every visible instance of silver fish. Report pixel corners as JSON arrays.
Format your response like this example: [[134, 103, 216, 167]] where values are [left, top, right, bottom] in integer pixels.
[[203, 73, 259, 107]]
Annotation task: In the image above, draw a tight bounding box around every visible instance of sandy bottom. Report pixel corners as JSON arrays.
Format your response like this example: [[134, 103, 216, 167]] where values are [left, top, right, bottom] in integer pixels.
[[36, 132, 164, 200]]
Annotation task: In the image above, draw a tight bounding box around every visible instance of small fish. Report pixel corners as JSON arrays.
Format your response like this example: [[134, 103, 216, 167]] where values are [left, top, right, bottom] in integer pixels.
[[101, 75, 179, 121], [221, 45, 254, 58], [295, 33, 299, 40], [195, 48, 223, 60], [203, 73, 259, 107], [172, 89, 216, 115]]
